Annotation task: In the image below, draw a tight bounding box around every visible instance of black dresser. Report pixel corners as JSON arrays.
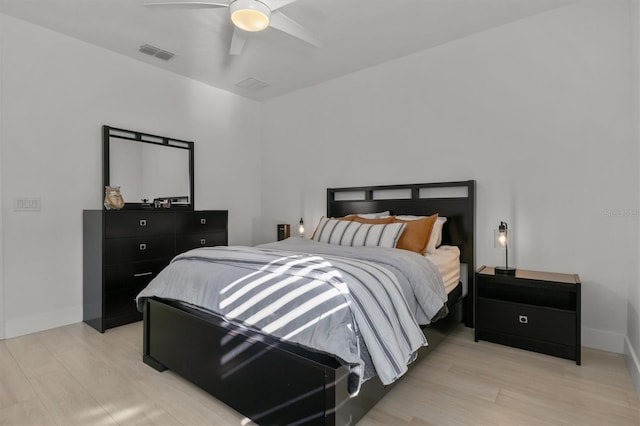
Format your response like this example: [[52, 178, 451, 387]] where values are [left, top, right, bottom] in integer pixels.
[[83, 209, 228, 333]]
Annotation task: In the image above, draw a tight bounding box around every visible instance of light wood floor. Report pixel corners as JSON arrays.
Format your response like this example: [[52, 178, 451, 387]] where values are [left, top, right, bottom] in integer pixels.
[[0, 322, 638, 426]]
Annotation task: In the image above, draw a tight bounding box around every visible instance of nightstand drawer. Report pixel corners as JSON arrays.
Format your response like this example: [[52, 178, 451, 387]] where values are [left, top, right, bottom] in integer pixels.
[[477, 297, 576, 346]]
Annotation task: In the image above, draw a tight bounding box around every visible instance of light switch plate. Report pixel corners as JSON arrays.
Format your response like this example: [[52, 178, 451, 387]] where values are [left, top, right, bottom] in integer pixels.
[[14, 197, 41, 211]]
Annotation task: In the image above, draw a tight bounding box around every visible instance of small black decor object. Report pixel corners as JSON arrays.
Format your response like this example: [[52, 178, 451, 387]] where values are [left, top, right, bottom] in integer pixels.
[[277, 224, 290, 241], [494, 221, 516, 275]]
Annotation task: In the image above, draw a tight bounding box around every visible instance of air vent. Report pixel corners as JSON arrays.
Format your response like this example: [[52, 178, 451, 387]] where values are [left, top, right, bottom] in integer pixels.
[[139, 44, 176, 61], [235, 77, 270, 91]]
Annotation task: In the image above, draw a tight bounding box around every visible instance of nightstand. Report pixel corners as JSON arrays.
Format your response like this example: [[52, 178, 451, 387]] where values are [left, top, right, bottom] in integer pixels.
[[475, 266, 581, 364]]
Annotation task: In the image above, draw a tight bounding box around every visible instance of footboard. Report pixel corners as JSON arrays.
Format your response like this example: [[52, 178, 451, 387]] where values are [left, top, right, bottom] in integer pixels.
[[143, 298, 354, 425]]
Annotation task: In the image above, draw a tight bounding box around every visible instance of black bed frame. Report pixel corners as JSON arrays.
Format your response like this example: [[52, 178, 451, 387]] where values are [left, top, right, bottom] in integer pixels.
[[143, 180, 476, 425]]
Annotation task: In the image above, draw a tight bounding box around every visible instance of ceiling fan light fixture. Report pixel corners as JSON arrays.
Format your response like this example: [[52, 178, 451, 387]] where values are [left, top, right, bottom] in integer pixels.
[[230, 0, 271, 32]]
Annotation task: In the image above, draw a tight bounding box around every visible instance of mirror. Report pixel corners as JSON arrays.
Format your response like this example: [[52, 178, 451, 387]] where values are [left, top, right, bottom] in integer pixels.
[[103, 126, 194, 210]]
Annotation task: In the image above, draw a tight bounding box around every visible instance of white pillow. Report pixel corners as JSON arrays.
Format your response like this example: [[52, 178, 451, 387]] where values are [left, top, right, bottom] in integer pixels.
[[350, 211, 390, 219], [427, 217, 447, 253], [312, 217, 405, 248], [388, 215, 447, 254]]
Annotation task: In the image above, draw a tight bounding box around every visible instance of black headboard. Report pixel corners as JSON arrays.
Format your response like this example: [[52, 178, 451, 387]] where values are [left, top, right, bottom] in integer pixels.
[[327, 180, 476, 327]]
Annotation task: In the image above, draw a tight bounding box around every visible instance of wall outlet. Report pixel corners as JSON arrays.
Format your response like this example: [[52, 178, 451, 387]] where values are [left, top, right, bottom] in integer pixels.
[[14, 197, 41, 211]]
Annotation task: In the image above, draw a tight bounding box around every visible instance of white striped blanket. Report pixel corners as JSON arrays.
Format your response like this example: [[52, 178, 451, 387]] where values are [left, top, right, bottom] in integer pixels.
[[136, 240, 447, 392]]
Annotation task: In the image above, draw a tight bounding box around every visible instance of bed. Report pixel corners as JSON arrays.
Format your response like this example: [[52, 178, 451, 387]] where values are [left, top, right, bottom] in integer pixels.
[[140, 180, 475, 425]]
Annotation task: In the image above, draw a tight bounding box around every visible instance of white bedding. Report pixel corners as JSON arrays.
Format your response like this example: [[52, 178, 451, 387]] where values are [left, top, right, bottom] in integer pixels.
[[426, 245, 460, 294]]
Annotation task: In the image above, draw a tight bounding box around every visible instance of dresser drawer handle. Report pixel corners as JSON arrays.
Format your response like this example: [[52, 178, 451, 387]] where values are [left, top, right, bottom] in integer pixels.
[[134, 272, 153, 277], [139, 219, 147, 227], [200, 218, 206, 225], [139, 243, 147, 251], [519, 315, 528, 324], [200, 239, 206, 245]]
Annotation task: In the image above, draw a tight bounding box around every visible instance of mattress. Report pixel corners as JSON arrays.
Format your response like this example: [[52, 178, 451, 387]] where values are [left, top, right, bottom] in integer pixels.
[[426, 245, 461, 294]]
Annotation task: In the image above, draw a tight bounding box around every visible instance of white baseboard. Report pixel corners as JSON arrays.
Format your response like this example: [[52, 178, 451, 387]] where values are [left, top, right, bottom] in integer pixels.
[[624, 336, 640, 393], [581, 326, 625, 353], [5, 305, 82, 339]]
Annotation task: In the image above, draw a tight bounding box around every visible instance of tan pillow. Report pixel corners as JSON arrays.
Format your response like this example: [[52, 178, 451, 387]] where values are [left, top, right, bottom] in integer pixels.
[[351, 216, 395, 224], [394, 214, 438, 253]]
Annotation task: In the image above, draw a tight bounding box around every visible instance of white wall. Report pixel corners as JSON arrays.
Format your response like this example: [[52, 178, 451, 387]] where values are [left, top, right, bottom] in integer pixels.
[[628, 0, 640, 391], [261, 0, 637, 353], [0, 14, 263, 338]]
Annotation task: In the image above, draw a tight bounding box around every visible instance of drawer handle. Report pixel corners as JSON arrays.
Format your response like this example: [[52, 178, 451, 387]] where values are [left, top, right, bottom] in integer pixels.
[[139, 219, 147, 227], [200, 218, 207, 225], [200, 239, 206, 245], [519, 315, 528, 324], [139, 243, 147, 251], [134, 272, 153, 277]]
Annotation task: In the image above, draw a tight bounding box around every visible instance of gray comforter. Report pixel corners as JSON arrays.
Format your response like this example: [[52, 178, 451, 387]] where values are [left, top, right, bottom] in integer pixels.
[[136, 238, 447, 392]]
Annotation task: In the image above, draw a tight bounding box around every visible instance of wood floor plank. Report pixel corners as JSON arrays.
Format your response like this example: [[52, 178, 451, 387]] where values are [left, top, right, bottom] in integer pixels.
[[496, 385, 640, 425], [496, 386, 588, 425], [0, 343, 35, 410], [563, 349, 636, 392], [53, 344, 133, 393], [380, 377, 541, 426], [4, 333, 66, 379], [132, 374, 248, 426], [0, 398, 54, 426], [412, 355, 501, 403], [91, 388, 181, 426], [450, 360, 633, 412], [358, 406, 413, 425], [28, 369, 117, 425], [433, 339, 566, 379], [629, 391, 640, 411]]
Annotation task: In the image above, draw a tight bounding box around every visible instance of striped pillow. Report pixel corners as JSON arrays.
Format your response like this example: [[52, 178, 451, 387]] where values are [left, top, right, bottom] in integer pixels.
[[312, 217, 406, 248]]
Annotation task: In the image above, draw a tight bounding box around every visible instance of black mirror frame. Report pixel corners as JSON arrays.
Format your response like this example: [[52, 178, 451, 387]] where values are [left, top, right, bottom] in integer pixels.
[[102, 125, 195, 210]]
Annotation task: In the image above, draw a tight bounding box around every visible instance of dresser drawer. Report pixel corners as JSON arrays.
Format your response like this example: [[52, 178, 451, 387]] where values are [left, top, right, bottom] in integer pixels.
[[105, 212, 175, 238], [105, 235, 174, 265], [176, 211, 227, 234], [105, 259, 169, 290], [477, 298, 576, 346], [176, 231, 228, 253], [103, 260, 169, 329]]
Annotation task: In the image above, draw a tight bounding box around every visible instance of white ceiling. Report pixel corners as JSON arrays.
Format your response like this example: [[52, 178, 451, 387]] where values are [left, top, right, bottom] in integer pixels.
[[0, 0, 574, 101]]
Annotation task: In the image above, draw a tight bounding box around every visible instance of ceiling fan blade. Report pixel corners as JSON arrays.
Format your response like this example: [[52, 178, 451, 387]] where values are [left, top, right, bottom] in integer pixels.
[[268, 0, 299, 11], [229, 27, 248, 55], [144, 2, 228, 10], [269, 11, 322, 48]]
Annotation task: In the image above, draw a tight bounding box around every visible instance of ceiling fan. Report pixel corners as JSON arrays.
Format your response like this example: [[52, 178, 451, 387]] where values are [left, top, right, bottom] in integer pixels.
[[144, 0, 322, 55]]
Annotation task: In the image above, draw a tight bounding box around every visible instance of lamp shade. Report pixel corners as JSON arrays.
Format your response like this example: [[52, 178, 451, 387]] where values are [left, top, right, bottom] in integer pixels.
[[230, 0, 271, 32], [298, 218, 305, 238], [494, 221, 515, 275], [494, 221, 508, 248]]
